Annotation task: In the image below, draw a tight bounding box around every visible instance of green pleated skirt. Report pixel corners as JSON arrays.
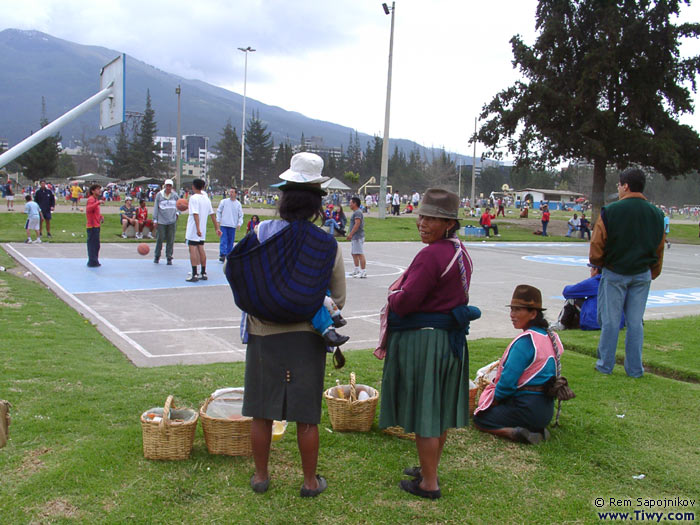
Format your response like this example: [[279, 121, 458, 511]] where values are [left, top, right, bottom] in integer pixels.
[[379, 327, 470, 438]]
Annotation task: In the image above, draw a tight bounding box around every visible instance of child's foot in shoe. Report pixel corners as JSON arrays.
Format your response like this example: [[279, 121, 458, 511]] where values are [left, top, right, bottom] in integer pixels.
[[332, 315, 347, 328], [323, 329, 349, 346]]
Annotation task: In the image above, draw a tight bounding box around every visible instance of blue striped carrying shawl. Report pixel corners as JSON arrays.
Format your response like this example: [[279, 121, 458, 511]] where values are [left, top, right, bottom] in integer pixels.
[[225, 220, 338, 323]]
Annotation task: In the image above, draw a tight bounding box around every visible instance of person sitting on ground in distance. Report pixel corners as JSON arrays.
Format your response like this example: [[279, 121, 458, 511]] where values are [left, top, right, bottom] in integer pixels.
[[473, 285, 561, 445], [323, 204, 346, 236], [401, 202, 414, 214], [480, 207, 500, 237], [565, 213, 580, 237], [119, 197, 138, 238], [552, 264, 625, 331], [246, 214, 260, 234], [135, 199, 155, 239], [578, 213, 591, 240]]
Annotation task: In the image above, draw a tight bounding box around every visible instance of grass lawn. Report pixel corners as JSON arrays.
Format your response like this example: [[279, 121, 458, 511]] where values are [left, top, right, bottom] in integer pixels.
[[0, 211, 583, 244], [1, 259, 698, 524]]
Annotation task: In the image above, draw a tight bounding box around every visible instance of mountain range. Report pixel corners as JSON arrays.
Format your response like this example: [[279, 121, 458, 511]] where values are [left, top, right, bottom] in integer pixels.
[[0, 28, 477, 165]]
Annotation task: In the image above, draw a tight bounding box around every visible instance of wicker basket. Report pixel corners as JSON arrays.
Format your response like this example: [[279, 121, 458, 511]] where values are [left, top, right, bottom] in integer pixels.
[[141, 395, 198, 460], [469, 387, 478, 416], [200, 390, 252, 456], [324, 373, 378, 432]]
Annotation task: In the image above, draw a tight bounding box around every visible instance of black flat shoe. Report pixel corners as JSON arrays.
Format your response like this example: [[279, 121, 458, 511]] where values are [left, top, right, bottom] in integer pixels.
[[323, 329, 349, 346], [513, 427, 544, 445], [300, 475, 327, 498], [399, 478, 441, 500], [332, 315, 347, 328], [403, 466, 421, 479], [250, 475, 270, 494]]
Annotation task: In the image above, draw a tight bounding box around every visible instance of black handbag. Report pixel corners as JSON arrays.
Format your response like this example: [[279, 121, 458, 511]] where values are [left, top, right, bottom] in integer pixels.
[[546, 330, 575, 426]]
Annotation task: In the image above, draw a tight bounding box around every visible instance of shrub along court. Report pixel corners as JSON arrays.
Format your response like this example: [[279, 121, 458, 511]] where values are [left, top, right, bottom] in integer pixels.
[[0, 249, 698, 524]]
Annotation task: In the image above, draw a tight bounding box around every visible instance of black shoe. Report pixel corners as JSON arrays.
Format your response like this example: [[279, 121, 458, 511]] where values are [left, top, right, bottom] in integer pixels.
[[186, 273, 199, 282], [403, 466, 421, 479], [199, 273, 208, 281], [323, 329, 349, 346], [513, 427, 544, 445], [300, 475, 327, 498], [399, 478, 441, 500], [332, 315, 347, 328], [153, 257, 159, 264], [167, 258, 173, 265], [219, 256, 225, 262], [250, 475, 270, 494], [87, 263, 101, 268], [47, 233, 52, 238]]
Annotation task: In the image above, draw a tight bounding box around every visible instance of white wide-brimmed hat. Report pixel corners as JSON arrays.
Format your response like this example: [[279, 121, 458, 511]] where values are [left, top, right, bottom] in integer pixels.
[[164, 179, 174, 186], [279, 152, 329, 184]]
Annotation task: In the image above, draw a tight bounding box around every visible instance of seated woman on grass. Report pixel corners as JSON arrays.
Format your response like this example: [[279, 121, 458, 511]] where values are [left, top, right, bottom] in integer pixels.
[[473, 285, 563, 444]]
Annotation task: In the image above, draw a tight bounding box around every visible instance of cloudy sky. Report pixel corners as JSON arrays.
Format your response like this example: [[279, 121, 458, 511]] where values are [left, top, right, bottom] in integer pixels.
[[2, 0, 700, 156]]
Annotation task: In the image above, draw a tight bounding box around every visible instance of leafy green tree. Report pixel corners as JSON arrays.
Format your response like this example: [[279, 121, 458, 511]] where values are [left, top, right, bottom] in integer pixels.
[[477, 0, 700, 220], [17, 117, 61, 182], [344, 170, 360, 184], [210, 120, 241, 187], [57, 152, 77, 180], [130, 90, 167, 179], [106, 123, 133, 180], [245, 111, 274, 187]]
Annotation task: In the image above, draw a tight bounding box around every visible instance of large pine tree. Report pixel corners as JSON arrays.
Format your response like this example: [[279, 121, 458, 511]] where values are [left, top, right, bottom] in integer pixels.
[[130, 90, 167, 179], [210, 120, 241, 187], [106, 123, 132, 180], [244, 111, 274, 187], [477, 0, 700, 219]]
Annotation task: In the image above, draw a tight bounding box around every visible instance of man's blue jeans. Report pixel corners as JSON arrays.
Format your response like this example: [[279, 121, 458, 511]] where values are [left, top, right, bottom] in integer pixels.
[[596, 268, 651, 377], [219, 226, 237, 257], [541, 220, 549, 236]]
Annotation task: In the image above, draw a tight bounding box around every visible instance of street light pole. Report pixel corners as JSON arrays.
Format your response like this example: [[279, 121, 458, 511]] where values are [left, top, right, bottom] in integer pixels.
[[470, 117, 477, 208], [378, 1, 395, 220], [238, 46, 255, 188], [175, 85, 181, 192]]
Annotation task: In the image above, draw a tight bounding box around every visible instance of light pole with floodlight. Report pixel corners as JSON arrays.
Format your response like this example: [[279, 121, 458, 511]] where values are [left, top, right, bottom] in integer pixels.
[[238, 46, 255, 187], [378, 1, 395, 220]]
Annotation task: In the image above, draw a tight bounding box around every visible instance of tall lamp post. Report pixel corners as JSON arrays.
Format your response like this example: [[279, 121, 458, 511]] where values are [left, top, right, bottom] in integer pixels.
[[175, 85, 181, 192], [238, 46, 255, 188], [378, 1, 395, 220]]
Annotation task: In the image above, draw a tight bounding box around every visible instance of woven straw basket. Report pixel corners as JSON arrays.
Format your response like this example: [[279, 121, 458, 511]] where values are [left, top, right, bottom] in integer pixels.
[[199, 392, 252, 456], [324, 373, 378, 432], [141, 396, 198, 460]]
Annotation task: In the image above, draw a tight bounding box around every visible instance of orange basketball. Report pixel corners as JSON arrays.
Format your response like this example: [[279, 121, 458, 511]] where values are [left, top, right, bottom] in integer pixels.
[[137, 243, 150, 256], [176, 198, 188, 212]]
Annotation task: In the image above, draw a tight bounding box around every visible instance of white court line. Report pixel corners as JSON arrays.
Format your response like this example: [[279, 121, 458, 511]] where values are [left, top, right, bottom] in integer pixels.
[[123, 325, 240, 334], [124, 313, 378, 334], [4, 244, 154, 359]]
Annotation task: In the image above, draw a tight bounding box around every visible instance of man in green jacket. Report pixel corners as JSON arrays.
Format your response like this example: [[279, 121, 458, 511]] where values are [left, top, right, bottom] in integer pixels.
[[589, 168, 665, 377]]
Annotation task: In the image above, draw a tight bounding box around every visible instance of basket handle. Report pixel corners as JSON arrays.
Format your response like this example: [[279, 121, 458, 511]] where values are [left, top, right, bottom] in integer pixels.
[[350, 372, 357, 402], [160, 395, 174, 432]]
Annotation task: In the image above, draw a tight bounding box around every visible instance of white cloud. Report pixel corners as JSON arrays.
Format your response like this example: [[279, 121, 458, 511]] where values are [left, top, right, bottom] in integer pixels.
[[2, 0, 700, 156]]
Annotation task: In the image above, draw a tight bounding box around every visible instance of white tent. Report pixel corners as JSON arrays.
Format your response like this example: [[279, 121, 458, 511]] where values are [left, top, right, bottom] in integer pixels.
[[73, 173, 116, 184], [321, 177, 351, 191]]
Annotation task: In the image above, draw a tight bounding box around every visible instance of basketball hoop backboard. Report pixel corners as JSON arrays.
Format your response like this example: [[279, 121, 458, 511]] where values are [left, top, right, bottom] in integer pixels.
[[99, 54, 125, 129]]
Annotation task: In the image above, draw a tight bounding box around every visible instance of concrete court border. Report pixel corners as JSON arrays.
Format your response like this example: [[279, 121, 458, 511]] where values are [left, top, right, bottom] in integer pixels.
[[5, 240, 700, 368]]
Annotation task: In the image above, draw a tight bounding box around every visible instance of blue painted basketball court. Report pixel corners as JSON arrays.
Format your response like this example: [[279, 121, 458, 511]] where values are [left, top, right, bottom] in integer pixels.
[[5, 240, 700, 367]]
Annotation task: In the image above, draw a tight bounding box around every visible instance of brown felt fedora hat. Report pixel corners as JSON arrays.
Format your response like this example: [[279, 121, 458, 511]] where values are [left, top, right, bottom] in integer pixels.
[[506, 284, 546, 311], [417, 188, 459, 219]]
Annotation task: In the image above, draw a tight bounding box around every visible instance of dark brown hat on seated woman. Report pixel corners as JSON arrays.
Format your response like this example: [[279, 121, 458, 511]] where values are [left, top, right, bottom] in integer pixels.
[[506, 284, 546, 311], [417, 188, 459, 219]]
